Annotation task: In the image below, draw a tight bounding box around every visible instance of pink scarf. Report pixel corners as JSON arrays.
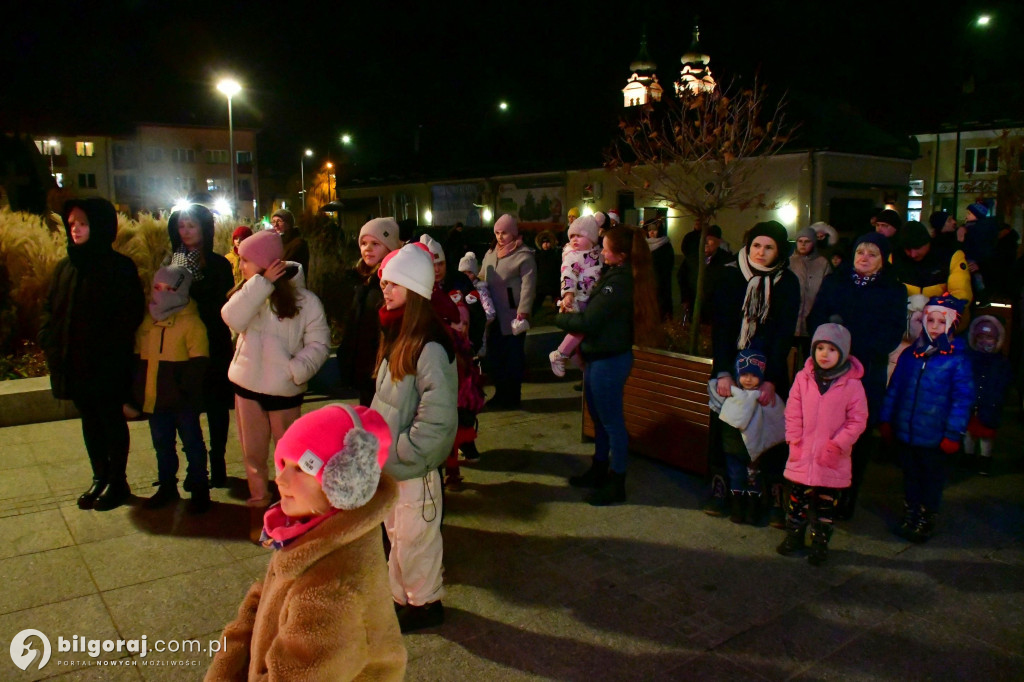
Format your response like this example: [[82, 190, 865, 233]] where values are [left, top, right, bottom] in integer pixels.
[[260, 502, 339, 549], [496, 236, 523, 259]]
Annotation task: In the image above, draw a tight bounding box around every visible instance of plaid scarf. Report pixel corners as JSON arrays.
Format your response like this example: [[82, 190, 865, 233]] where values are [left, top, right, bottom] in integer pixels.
[[170, 246, 204, 281]]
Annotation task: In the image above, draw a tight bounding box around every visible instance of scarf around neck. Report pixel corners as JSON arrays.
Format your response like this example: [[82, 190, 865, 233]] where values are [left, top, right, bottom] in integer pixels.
[[260, 502, 339, 550], [496, 236, 523, 259], [737, 248, 786, 350], [378, 304, 404, 331], [170, 246, 204, 281], [813, 359, 851, 394], [913, 328, 954, 358], [646, 236, 670, 251]]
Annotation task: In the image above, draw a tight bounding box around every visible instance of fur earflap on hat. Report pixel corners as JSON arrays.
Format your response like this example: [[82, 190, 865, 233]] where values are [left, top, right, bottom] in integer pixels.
[[237, 230, 284, 270], [968, 315, 1004, 352], [419, 233, 445, 263], [379, 243, 435, 300], [274, 403, 392, 511], [458, 251, 479, 275], [811, 322, 851, 365], [810, 221, 838, 246], [568, 215, 599, 246], [735, 349, 767, 382], [359, 217, 401, 252]]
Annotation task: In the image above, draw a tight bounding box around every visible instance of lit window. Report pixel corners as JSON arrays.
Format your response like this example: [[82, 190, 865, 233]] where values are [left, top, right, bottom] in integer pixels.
[[75, 141, 95, 157], [36, 139, 62, 155]]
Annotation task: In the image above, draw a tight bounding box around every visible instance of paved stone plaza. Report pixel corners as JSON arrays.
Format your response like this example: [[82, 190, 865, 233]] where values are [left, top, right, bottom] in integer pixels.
[[1, 377, 1022, 680]]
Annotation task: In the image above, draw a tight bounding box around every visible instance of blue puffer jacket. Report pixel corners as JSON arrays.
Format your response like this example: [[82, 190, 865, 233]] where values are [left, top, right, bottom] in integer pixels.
[[880, 337, 974, 447]]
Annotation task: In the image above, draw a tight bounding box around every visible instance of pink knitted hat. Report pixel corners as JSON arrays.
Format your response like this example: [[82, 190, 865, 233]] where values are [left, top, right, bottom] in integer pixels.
[[274, 403, 392, 510], [494, 213, 518, 236], [237, 230, 284, 270]]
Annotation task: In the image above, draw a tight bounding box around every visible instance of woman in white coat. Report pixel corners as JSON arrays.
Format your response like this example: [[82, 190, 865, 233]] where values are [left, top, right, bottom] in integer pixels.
[[371, 243, 458, 633], [221, 230, 330, 541]]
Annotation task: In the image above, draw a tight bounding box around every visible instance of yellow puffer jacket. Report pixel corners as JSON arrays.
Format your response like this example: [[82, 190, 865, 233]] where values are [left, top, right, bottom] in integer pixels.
[[132, 301, 209, 414]]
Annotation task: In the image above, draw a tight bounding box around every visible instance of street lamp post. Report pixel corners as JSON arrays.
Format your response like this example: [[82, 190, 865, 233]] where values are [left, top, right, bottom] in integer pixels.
[[325, 162, 334, 202], [216, 78, 242, 214], [300, 148, 313, 209]]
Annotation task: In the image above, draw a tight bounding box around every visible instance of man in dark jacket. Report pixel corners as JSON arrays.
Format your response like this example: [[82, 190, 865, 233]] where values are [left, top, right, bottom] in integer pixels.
[[678, 224, 732, 323], [272, 209, 310, 278], [39, 198, 145, 511]]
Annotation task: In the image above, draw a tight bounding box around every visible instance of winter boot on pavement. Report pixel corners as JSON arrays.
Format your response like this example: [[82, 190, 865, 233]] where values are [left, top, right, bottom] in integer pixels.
[[744, 491, 761, 525], [587, 472, 626, 506], [701, 473, 728, 517], [93, 480, 131, 511], [569, 458, 608, 488], [144, 484, 180, 510], [77, 479, 107, 510], [729, 493, 744, 524], [397, 601, 445, 633], [908, 508, 938, 544], [808, 523, 833, 566], [893, 501, 919, 540], [776, 525, 807, 556], [187, 487, 211, 515]]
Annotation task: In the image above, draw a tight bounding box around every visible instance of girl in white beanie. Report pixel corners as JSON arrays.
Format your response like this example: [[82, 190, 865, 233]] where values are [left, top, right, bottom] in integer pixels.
[[370, 244, 458, 632]]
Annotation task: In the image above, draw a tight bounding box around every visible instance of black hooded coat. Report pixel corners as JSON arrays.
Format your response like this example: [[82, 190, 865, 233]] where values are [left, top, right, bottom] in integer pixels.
[[39, 199, 145, 401]]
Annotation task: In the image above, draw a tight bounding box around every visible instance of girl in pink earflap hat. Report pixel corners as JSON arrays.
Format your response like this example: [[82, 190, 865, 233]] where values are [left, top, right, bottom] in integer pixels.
[[207, 404, 406, 682]]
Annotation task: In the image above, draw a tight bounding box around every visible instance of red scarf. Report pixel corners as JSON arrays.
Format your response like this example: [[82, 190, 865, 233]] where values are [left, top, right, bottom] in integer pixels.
[[378, 304, 404, 330], [260, 503, 339, 549]]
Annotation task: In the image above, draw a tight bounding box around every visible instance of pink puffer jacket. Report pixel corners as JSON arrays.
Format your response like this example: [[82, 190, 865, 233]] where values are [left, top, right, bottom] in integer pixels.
[[784, 356, 869, 488]]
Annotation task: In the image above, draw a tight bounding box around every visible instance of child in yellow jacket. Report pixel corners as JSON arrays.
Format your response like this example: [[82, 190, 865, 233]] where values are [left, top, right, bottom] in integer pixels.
[[130, 265, 211, 513]]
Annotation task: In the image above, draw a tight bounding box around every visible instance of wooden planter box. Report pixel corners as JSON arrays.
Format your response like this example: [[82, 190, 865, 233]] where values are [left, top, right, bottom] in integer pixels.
[[583, 346, 712, 475]]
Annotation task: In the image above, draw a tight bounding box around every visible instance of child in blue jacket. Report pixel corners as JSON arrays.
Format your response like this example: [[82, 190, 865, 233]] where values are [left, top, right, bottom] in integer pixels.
[[880, 293, 974, 543]]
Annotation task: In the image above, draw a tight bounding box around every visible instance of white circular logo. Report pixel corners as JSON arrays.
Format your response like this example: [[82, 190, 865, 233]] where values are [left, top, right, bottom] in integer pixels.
[[10, 629, 51, 671]]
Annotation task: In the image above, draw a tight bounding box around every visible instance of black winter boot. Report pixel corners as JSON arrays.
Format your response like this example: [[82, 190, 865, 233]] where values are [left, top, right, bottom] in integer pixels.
[[700, 474, 728, 517], [893, 501, 919, 540], [569, 459, 609, 488], [808, 523, 833, 566], [208, 452, 227, 488], [587, 471, 626, 506], [908, 509, 937, 544], [145, 484, 180, 510], [729, 493, 744, 523], [744, 492, 761, 525], [94, 480, 132, 512], [768, 483, 786, 529], [776, 526, 806, 556], [187, 487, 211, 515], [77, 479, 107, 510]]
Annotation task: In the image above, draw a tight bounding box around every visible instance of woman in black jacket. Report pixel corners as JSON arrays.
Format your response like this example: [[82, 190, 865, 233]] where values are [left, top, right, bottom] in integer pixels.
[[808, 231, 907, 519], [557, 225, 659, 505], [40, 198, 145, 511], [706, 221, 800, 520], [645, 218, 675, 320], [166, 204, 234, 486]]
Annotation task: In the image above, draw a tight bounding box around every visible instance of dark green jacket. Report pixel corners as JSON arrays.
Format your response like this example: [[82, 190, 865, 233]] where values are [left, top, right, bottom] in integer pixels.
[[555, 264, 633, 359]]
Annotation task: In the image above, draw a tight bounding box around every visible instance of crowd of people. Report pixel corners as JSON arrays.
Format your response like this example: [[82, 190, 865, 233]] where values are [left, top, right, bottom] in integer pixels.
[[38, 196, 1023, 679]]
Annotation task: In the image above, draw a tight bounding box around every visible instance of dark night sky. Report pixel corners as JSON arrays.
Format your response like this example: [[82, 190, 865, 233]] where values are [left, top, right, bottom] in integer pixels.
[[4, 0, 1022, 181]]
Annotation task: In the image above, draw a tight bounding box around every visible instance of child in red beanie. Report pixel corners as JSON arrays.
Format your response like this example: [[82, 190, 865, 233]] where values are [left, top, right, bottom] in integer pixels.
[[207, 404, 406, 681]]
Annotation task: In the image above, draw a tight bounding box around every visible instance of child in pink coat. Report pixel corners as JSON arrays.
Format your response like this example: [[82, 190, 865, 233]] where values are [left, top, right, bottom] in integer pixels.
[[778, 323, 868, 565]]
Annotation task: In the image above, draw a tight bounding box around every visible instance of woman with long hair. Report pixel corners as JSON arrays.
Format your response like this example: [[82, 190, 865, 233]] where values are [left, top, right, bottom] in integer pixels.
[[558, 225, 659, 505], [370, 244, 457, 633], [221, 230, 330, 542], [338, 217, 402, 406], [166, 204, 235, 488]]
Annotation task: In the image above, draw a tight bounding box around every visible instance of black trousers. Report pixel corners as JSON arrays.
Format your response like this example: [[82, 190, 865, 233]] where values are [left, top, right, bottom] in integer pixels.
[[73, 396, 130, 485]]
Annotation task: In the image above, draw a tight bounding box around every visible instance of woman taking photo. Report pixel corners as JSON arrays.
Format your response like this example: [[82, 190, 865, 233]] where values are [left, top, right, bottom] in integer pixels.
[[808, 231, 907, 519], [706, 221, 800, 520], [338, 217, 402, 406], [371, 244, 458, 632], [167, 204, 235, 487], [40, 198, 145, 511], [558, 225, 659, 506], [480, 214, 536, 409]]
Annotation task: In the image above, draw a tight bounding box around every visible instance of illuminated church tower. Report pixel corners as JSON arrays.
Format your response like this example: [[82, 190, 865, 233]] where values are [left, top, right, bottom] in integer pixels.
[[622, 32, 664, 108], [676, 23, 716, 94]]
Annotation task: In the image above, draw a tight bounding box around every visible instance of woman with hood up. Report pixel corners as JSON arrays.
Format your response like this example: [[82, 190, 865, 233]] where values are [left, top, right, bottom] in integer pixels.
[[166, 204, 235, 488], [40, 198, 145, 511]]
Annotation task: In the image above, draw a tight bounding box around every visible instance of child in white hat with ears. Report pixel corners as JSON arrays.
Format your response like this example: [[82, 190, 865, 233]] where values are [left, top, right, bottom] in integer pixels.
[[206, 404, 406, 681]]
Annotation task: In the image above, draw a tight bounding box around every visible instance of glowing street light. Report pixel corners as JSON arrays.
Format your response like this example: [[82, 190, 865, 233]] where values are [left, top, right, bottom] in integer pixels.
[[300, 149, 313, 206], [498, 101, 509, 111], [325, 162, 335, 202], [340, 133, 352, 145], [976, 14, 991, 26], [216, 78, 242, 213]]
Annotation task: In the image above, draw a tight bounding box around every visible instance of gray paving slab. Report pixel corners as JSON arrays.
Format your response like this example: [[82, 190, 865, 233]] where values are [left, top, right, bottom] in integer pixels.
[[0, 377, 1021, 681]]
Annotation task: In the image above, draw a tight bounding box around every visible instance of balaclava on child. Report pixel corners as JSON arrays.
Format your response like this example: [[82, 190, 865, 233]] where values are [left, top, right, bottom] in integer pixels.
[[149, 266, 193, 322]]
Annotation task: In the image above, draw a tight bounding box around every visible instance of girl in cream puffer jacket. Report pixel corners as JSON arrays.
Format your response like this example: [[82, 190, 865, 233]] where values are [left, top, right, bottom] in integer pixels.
[[223, 231, 330, 528]]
